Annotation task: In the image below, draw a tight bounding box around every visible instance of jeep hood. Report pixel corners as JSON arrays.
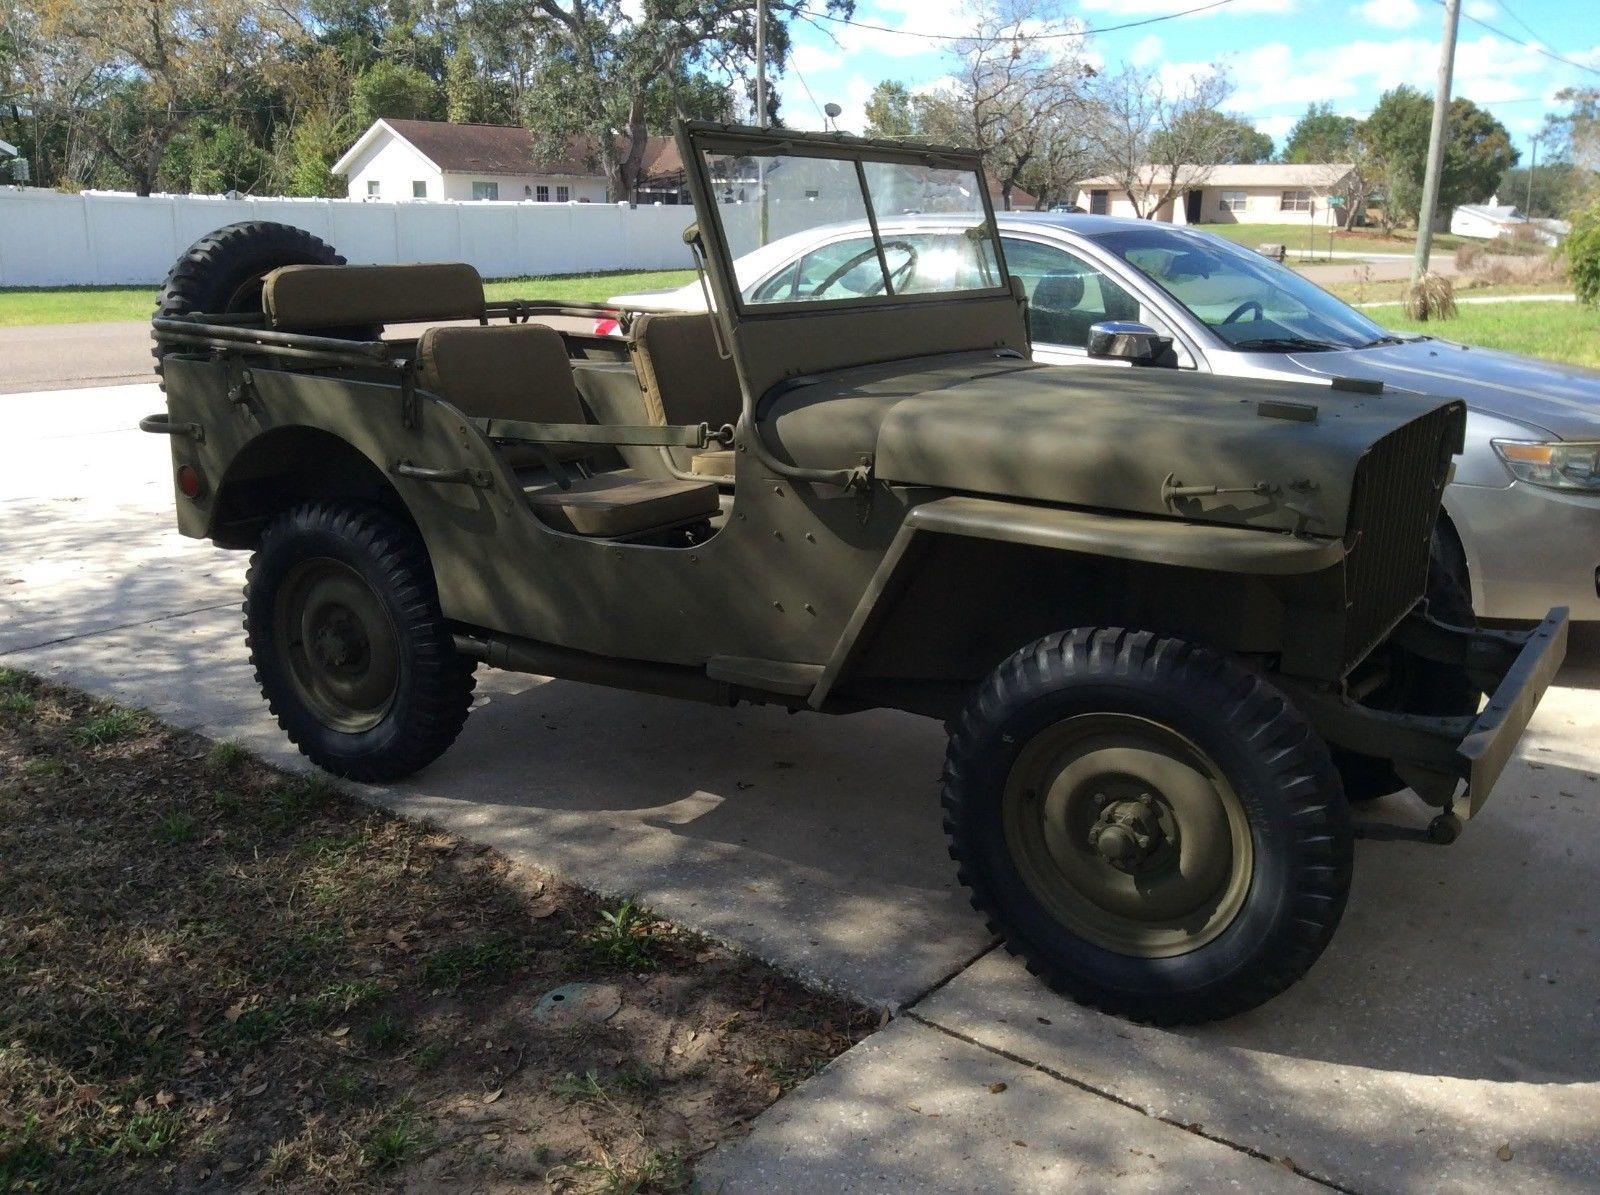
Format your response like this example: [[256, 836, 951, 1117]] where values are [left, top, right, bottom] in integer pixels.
[[763, 353, 1464, 539]]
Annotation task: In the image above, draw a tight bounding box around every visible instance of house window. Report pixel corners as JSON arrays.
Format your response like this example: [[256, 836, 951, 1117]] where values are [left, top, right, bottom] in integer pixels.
[[412, 180, 426, 199], [536, 185, 550, 202], [1219, 190, 1247, 213], [472, 181, 499, 201], [556, 185, 569, 202], [1280, 189, 1312, 212], [1089, 189, 1109, 215], [366, 180, 380, 197]]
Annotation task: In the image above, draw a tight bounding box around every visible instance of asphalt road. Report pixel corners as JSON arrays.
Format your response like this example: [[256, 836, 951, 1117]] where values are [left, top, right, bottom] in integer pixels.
[[4, 380, 1598, 1193], [0, 320, 156, 394]]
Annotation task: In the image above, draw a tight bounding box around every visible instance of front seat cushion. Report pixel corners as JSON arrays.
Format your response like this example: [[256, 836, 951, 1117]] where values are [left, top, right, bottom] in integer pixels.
[[524, 473, 719, 537]]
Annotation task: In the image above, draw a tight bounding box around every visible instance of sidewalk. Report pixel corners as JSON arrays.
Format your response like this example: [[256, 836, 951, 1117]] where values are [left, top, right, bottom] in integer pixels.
[[5, 382, 1599, 1192]]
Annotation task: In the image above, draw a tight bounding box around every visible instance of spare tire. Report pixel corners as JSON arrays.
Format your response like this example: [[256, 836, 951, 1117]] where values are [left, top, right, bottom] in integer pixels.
[[152, 220, 365, 383]]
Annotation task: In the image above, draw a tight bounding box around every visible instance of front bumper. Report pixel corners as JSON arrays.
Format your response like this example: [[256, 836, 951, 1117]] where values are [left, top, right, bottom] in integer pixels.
[[1449, 481, 1600, 621], [1286, 607, 1569, 823]]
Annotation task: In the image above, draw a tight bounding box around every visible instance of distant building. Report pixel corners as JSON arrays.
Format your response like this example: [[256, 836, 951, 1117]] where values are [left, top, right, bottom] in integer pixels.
[[1451, 198, 1569, 246], [332, 119, 623, 203], [1071, 163, 1356, 225]]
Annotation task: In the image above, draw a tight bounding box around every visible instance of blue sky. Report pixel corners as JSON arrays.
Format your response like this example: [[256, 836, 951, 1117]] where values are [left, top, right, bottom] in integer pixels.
[[772, 0, 1599, 158]]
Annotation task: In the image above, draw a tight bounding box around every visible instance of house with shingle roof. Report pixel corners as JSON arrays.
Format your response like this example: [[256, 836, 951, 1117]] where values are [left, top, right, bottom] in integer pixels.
[[331, 119, 641, 203], [1071, 162, 1356, 225]]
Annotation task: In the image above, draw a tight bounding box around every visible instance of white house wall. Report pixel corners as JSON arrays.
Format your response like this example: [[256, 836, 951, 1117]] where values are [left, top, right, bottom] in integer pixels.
[[341, 136, 445, 201], [0, 188, 701, 285], [437, 172, 609, 203], [1073, 185, 1336, 225]]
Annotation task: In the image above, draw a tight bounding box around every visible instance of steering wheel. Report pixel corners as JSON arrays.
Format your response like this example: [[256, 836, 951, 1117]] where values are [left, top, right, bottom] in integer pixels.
[[1223, 299, 1265, 325], [812, 240, 919, 298]]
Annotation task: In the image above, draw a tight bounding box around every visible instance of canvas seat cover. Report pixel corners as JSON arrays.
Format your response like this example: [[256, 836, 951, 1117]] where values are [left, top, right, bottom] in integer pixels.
[[629, 313, 742, 478]]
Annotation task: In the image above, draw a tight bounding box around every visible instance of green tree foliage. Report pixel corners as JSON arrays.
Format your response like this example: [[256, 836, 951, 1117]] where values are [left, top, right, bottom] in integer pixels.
[[1498, 161, 1588, 220], [1566, 201, 1600, 307], [1149, 110, 1272, 165], [1364, 85, 1518, 226], [275, 108, 356, 197], [163, 121, 273, 194], [864, 81, 915, 139], [353, 61, 444, 126], [1281, 102, 1357, 163]]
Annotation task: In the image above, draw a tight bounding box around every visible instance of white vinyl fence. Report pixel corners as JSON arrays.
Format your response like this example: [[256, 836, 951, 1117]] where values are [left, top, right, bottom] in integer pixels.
[[0, 188, 710, 287]]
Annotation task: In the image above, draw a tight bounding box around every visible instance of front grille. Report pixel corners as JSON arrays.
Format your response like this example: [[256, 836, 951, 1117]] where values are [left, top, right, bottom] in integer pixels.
[[1342, 404, 1461, 664]]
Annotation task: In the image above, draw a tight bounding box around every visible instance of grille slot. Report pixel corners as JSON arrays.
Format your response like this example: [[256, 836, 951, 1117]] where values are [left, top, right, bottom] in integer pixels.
[[1342, 404, 1460, 664]]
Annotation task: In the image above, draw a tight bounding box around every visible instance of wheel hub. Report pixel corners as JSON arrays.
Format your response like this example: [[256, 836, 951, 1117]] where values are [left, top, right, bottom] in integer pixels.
[[1086, 793, 1175, 873], [273, 558, 400, 734], [312, 611, 368, 671]]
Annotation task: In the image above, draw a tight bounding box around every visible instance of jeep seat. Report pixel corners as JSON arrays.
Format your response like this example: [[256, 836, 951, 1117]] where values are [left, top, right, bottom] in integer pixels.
[[629, 313, 740, 480], [416, 323, 718, 537], [262, 262, 486, 330]]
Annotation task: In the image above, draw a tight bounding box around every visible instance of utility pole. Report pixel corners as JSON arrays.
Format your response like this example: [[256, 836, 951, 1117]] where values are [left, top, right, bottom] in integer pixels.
[[1523, 131, 1540, 216], [1412, 0, 1460, 281], [755, 0, 768, 128]]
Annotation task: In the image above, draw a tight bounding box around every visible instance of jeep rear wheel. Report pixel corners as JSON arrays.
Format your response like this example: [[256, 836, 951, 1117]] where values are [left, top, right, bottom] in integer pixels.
[[245, 503, 475, 782], [943, 628, 1353, 1025]]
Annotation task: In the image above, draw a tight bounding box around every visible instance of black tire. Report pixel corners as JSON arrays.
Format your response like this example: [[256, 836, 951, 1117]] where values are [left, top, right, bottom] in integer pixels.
[[244, 503, 476, 783], [152, 220, 369, 382], [943, 628, 1353, 1025], [1334, 521, 1480, 803]]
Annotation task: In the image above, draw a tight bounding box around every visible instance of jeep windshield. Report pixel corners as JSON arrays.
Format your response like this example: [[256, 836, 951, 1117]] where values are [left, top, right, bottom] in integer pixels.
[[1088, 225, 1389, 352], [690, 129, 1008, 314]]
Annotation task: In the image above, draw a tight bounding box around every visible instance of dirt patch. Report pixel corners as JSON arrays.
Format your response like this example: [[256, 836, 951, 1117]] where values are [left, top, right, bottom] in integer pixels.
[[0, 669, 875, 1191]]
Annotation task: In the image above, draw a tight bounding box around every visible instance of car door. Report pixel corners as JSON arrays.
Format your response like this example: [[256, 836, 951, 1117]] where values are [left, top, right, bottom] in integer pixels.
[[999, 235, 1195, 369]]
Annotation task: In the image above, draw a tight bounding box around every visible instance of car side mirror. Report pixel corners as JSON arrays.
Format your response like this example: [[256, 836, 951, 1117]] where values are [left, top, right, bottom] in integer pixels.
[[1086, 321, 1171, 363]]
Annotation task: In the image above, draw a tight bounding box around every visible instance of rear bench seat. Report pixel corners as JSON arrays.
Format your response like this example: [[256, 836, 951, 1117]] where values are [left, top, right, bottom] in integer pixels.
[[416, 323, 718, 538], [261, 262, 718, 539]]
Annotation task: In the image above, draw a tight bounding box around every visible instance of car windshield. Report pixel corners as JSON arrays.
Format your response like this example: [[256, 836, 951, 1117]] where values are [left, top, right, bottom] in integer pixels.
[[1088, 225, 1387, 351], [697, 140, 1006, 311]]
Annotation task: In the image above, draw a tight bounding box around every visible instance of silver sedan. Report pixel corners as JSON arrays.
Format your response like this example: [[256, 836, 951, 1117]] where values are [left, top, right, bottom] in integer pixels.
[[612, 212, 1600, 621]]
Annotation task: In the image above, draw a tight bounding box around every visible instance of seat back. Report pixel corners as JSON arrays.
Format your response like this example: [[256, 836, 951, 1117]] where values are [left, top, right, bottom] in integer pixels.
[[416, 323, 589, 466], [628, 313, 742, 472], [263, 263, 485, 330]]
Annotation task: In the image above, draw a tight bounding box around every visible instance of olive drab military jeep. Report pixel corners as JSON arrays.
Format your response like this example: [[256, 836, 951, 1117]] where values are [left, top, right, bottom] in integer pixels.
[[146, 121, 1569, 1025]]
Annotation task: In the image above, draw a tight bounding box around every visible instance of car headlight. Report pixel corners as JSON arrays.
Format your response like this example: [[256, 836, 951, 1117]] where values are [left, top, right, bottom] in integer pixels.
[[1491, 439, 1600, 491]]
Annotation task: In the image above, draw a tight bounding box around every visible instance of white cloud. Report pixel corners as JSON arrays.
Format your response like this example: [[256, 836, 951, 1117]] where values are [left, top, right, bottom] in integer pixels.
[[1353, 0, 1421, 30], [1255, 113, 1298, 142], [1079, 0, 1295, 13], [1464, 0, 1497, 19], [789, 43, 844, 77], [1129, 34, 1164, 67]]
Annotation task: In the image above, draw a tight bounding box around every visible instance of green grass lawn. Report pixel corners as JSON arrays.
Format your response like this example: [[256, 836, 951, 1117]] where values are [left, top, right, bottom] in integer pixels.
[[1322, 278, 1573, 306], [1367, 299, 1600, 369], [0, 269, 696, 328], [1195, 221, 1472, 256]]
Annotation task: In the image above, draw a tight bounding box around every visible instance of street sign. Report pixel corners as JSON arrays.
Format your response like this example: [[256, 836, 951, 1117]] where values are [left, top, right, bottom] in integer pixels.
[[1328, 196, 1347, 206]]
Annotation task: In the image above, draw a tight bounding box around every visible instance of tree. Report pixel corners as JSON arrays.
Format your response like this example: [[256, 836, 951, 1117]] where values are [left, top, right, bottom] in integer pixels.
[[1567, 199, 1600, 307], [1363, 85, 1518, 228], [28, 0, 300, 195], [911, 0, 1095, 210], [512, 0, 848, 203], [1089, 64, 1236, 219], [1281, 102, 1357, 164], [1151, 110, 1271, 165], [864, 80, 915, 139], [353, 61, 443, 126]]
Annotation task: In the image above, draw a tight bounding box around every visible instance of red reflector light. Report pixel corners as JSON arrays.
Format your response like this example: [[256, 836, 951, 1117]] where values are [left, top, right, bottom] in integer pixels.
[[593, 317, 619, 336], [177, 464, 204, 499]]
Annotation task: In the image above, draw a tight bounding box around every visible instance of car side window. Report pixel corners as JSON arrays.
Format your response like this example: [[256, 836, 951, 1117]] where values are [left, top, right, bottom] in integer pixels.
[[752, 236, 897, 303], [1000, 237, 1141, 349]]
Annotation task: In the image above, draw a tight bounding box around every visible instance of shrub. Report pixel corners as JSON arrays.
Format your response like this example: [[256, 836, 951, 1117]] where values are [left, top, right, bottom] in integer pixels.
[[1568, 202, 1600, 307], [1402, 272, 1457, 321], [1454, 242, 1486, 271]]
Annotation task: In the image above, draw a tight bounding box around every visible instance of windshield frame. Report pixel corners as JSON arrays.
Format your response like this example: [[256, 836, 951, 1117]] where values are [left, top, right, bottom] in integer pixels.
[[1084, 224, 1387, 353], [681, 122, 1013, 321]]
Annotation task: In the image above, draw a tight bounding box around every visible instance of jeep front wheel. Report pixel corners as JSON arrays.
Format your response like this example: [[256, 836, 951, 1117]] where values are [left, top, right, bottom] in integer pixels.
[[942, 628, 1353, 1025], [244, 503, 476, 782]]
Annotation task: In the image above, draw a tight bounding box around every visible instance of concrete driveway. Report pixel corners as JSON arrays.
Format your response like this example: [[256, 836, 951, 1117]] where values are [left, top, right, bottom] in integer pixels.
[[4, 382, 1597, 1193]]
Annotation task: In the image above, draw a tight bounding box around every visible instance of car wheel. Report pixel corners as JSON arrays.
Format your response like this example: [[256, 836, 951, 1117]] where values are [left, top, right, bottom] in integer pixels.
[[942, 628, 1352, 1025], [244, 503, 476, 782], [1334, 521, 1480, 803]]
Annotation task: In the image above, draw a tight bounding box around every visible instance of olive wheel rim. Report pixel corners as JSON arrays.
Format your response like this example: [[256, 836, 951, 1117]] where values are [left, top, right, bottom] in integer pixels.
[[272, 558, 400, 734], [1001, 713, 1253, 958]]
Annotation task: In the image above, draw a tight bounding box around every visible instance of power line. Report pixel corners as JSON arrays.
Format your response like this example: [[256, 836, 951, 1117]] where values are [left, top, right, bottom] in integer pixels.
[[796, 0, 1238, 44], [1431, 0, 1600, 80]]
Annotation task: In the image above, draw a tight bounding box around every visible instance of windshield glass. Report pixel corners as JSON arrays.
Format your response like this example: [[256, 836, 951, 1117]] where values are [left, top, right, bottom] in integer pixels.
[[1089, 225, 1386, 351], [699, 142, 1004, 310]]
